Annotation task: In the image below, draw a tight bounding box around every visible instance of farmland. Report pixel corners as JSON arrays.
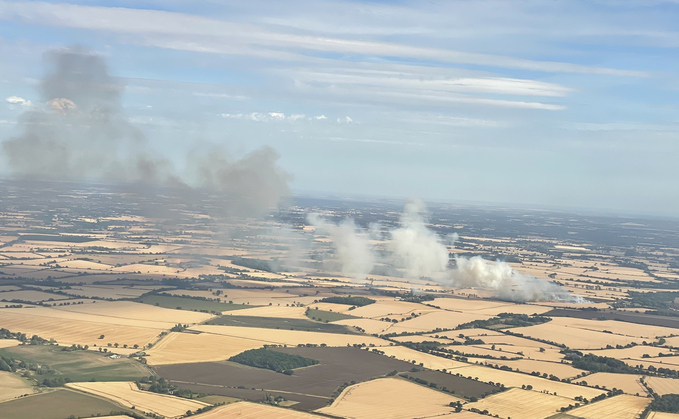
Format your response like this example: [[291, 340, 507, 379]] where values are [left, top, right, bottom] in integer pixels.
[[317, 377, 462, 419], [66, 381, 209, 418], [1, 181, 679, 418], [554, 394, 651, 419]]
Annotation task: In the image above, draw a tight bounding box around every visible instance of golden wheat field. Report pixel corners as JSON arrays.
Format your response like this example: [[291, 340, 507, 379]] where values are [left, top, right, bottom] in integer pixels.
[[378, 345, 469, 370], [332, 318, 392, 334], [317, 378, 462, 419], [577, 372, 648, 395], [145, 332, 264, 365], [508, 322, 643, 349], [0, 339, 21, 348], [430, 298, 551, 316], [465, 388, 571, 419], [564, 394, 650, 419], [451, 365, 605, 399], [383, 310, 494, 334], [0, 309, 161, 348], [66, 381, 209, 418], [191, 325, 388, 347], [191, 402, 323, 418], [648, 413, 679, 419], [346, 299, 438, 318], [0, 371, 35, 403], [646, 377, 679, 396], [548, 317, 678, 340]]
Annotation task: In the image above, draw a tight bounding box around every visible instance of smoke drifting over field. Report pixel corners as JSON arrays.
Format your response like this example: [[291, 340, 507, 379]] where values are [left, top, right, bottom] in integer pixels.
[[310, 199, 580, 303], [1, 46, 290, 215]]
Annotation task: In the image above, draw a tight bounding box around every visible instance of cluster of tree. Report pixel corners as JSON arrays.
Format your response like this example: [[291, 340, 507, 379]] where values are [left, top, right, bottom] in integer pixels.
[[41, 377, 72, 387], [370, 289, 435, 303], [61, 344, 89, 351], [456, 313, 551, 330], [650, 394, 679, 413], [319, 296, 375, 306], [137, 376, 202, 399], [0, 328, 52, 345], [170, 324, 188, 332], [565, 353, 636, 374], [231, 257, 285, 273], [618, 291, 679, 310], [228, 348, 319, 374]]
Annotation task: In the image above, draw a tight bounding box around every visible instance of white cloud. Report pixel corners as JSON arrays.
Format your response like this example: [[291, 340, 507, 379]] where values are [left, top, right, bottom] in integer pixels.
[[314, 115, 327, 120], [0, 2, 646, 77], [221, 112, 338, 122], [5, 95, 32, 107]]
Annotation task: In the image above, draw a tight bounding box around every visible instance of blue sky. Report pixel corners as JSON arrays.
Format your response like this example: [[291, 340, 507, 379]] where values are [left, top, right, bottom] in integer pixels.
[[0, 0, 678, 216]]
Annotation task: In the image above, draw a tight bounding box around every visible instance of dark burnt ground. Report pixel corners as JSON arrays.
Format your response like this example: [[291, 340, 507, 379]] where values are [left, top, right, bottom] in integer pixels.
[[154, 346, 414, 411], [401, 370, 502, 399]]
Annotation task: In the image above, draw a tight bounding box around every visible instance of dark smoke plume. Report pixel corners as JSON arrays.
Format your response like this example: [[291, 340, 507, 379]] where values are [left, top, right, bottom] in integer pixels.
[[1, 46, 290, 215]]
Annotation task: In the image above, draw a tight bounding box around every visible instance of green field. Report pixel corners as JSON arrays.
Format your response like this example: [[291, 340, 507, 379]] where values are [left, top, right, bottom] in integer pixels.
[[0, 345, 150, 382], [137, 294, 254, 313], [0, 388, 145, 419], [306, 307, 358, 322]]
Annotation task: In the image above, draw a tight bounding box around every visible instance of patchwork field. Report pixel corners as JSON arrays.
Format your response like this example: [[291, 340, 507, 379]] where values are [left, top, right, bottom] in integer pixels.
[[317, 377, 462, 419], [66, 381, 209, 418], [0, 371, 34, 403], [577, 372, 647, 395], [646, 376, 679, 396], [156, 347, 415, 410], [466, 388, 571, 419], [192, 401, 323, 418], [560, 394, 650, 419]]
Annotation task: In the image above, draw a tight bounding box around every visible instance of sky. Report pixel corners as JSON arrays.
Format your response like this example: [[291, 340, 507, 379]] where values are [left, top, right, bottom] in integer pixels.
[[0, 0, 677, 216]]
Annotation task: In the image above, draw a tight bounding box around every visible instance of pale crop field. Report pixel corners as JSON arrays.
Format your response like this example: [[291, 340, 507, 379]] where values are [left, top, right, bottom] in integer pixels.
[[451, 365, 605, 399], [66, 381, 208, 418], [191, 325, 388, 347], [649, 413, 679, 419], [383, 311, 494, 334], [347, 300, 438, 319], [480, 359, 585, 379], [646, 377, 679, 396], [0, 339, 21, 348], [565, 394, 650, 419], [575, 373, 647, 396], [61, 285, 163, 300], [191, 402, 323, 419], [0, 309, 161, 348], [430, 298, 550, 316], [587, 346, 674, 359], [509, 323, 643, 349], [145, 332, 263, 365], [317, 378, 462, 419], [465, 388, 571, 419], [0, 371, 35, 403], [333, 318, 392, 334], [51, 301, 213, 325], [0, 290, 71, 302], [375, 345, 469, 371], [548, 317, 678, 340]]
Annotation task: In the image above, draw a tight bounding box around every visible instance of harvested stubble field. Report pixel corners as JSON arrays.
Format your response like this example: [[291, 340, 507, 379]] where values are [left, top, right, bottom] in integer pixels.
[[0, 371, 35, 403], [0, 388, 138, 419], [575, 372, 647, 395], [205, 315, 356, 334], [466, 388, 572, 419], [554, 394, 650, 419], [316, 377, 462, 419], [66, 381, 209, 418], [430, 298, 551, 316], [648, 413, 679, 419], [546, 309, 679, 330], [155, 346, 415, 411], [378, 345, 469, 370], [451, 365, 606, 399], [346, 299, 438, 319], [333, 318, 393, 334], [547, 316, 679, 340], [0, 345, 149, 382], [382, 310, 494, 334], [191, 401, 324, 418], [646, 376, 679, 396], [508, 322, 643, 349]]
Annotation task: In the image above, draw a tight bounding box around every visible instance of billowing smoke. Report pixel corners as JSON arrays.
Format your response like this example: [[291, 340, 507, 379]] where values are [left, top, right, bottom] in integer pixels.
[[389, 199, 449, 279], [307, 199, 583, 303], [308, 214, 375, 280], [1, 46, 290, 215], [451, 256, 581, 303]]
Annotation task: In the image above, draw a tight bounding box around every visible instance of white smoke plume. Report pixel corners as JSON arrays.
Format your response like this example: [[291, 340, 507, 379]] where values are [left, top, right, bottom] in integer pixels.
[[450, 256, 581, 303], [306, 199, 583, 303], [308, 214, 375, 280], [389, 199, 449, 279]]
